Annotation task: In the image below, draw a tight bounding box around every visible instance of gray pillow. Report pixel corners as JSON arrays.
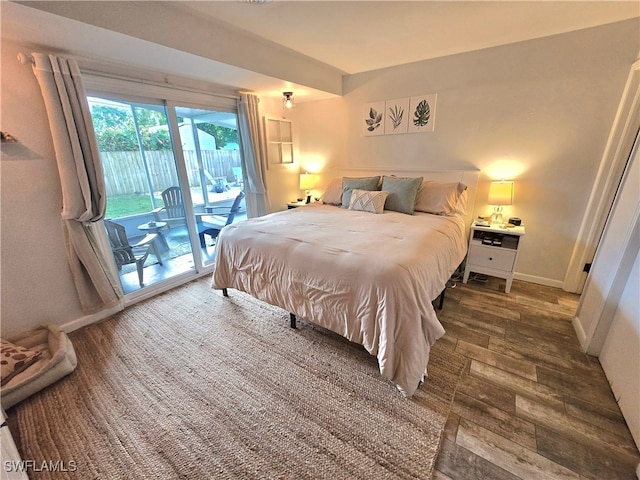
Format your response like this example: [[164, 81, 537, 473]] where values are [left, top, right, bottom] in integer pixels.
[[381, 176, 423, 214], [341, 176, 381, 208]]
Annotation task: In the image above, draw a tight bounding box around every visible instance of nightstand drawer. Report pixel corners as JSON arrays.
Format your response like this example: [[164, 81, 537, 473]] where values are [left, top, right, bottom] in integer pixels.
[[468, 245, 516, 272]]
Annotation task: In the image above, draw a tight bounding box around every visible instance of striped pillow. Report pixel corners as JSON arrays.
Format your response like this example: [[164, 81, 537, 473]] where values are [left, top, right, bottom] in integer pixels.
[[348, 189, 389, 214]]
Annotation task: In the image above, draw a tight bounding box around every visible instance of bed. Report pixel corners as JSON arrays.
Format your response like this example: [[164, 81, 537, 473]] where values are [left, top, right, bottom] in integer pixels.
[[212, 170, 478, 396]]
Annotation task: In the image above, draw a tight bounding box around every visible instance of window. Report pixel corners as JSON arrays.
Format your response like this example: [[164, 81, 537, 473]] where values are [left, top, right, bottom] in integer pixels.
[[264, 117, 293, 164], [84, 76, 245, 296]]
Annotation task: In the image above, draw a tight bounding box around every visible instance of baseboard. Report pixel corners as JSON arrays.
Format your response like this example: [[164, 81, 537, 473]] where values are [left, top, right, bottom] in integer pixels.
[[513, 272, 564, 289], [572, 315, 588, 351], [60, 301, 124, 333], [60, 270, 213, 333]]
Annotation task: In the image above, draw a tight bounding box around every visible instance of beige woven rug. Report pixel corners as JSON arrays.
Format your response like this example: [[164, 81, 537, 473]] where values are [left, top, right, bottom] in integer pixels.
[[10, 278, 466, 479]]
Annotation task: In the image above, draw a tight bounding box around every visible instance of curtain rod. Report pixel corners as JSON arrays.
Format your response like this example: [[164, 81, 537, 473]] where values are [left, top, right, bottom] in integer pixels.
[[18, 52, 240, 101], [81, 68, 241, 101]]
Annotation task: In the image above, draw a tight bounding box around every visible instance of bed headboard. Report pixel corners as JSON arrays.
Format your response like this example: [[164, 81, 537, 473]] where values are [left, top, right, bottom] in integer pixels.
[[338, 167, 480, 231]]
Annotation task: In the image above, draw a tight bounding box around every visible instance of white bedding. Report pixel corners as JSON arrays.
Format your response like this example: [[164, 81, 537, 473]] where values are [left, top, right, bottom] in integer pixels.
[[212, 203, 467, 396]]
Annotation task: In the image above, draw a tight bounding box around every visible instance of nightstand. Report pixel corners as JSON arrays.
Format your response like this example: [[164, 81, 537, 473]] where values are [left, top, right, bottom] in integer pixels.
[[286, 201, 307, 209], [463, 222, 526, 293]]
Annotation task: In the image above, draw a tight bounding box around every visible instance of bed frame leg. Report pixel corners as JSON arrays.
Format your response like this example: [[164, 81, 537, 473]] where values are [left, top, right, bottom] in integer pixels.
[[437, 289, 445, 310], [222, 288, 228, 297], [437, 280, 456, 310], [290, 313, 297, 329]]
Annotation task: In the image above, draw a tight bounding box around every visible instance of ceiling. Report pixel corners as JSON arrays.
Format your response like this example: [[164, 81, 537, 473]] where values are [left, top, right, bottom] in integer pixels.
[[3, 1, 638, 103], [176, 1, 639, 75]]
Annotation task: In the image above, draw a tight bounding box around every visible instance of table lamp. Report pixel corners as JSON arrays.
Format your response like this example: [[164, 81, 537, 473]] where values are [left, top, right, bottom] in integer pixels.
[[488, 180, 514, 226], [300, 173, 315, 204]]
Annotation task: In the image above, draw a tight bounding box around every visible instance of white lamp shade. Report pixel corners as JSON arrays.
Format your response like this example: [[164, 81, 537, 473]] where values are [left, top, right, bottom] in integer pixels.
[[488, 181, 514, 206], [299, 173, 315, 190]]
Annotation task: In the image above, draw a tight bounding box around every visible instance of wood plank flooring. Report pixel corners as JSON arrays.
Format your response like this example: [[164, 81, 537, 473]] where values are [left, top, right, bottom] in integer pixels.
[[433, 277, 640, 480]]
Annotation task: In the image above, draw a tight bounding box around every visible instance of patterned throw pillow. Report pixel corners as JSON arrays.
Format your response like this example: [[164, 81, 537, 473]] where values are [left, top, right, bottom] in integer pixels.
[[348, 189, 389, 214], [1, 339, 42, 385]]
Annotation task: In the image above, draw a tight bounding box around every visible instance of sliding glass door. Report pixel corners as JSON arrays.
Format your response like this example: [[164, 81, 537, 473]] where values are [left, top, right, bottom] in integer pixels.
[[172, 105, 245, 267], [87, 95, 244, 294]]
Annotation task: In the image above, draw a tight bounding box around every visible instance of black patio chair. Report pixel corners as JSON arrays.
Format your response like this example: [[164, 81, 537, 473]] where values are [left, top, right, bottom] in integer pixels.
[[195, 191, 245, 248]]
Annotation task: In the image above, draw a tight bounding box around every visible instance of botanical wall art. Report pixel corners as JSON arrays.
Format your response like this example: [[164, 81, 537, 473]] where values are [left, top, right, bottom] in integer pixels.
[[408, 94, 437, 133], [384, 97, 410, 135], [363, 94, 437, 136], [363, 101, 386, 136]]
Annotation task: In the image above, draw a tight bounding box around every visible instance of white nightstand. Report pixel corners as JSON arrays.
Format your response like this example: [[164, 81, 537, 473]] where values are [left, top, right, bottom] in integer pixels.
[[463, 222, 526, 293], [286, 200, 318, 209]]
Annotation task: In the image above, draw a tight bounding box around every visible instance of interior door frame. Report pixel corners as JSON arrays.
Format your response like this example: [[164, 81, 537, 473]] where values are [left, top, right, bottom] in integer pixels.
[[563, 59, 640, 293]]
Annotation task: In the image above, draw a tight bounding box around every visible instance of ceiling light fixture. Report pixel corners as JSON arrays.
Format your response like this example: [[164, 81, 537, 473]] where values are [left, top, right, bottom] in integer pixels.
[[282, 92, 294, 109]]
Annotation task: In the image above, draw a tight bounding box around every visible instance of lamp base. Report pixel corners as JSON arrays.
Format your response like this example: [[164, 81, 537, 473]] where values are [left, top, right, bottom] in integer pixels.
[[490, 207, 504, 226]]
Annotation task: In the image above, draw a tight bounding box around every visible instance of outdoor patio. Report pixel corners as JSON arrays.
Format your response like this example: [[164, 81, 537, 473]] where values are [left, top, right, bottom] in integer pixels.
[[110, 183, 246, 294], [116, 211, 247, 294]]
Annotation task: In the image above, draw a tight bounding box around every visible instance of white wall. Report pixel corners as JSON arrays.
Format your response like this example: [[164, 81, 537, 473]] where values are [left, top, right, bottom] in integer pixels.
[[1, 39, 85, 338], [257, 96, 350, 211], [259, 97, 305, 212], [289, 20, 639, 286]]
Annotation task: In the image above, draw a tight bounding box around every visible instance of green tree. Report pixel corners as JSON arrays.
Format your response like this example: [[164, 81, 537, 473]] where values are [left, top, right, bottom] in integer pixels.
[[89, 103, 172, 152], [196, 124, 238, 149]]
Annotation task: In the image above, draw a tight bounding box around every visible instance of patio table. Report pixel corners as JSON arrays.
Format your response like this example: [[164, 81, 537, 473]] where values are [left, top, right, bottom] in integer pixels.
[[138, 221, 169, 252]]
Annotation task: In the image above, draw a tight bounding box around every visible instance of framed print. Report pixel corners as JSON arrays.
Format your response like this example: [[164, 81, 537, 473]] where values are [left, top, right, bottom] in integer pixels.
[[363, 101, 385, 136], [384, 97, 409, 135], [408, 94, 437, 133]]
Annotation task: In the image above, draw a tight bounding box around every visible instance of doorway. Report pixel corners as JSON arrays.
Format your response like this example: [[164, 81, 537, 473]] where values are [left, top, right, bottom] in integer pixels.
[[87, 96, 245, 294]]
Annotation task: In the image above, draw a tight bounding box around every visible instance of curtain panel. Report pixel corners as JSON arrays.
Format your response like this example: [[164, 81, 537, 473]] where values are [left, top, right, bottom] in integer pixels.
[[237, 93, 271, 218], [31, 53, 121, 313]]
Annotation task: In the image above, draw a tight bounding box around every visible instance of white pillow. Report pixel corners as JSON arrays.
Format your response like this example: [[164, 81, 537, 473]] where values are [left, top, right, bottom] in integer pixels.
[[456, 189, 468, 216], [415, 181, 467, 216], [348, 189, 389, 214], [321, 178, 343, 205]]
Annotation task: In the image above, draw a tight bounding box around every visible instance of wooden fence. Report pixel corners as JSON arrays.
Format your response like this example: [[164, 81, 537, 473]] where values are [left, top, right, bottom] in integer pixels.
[[100, 150, 242, 196]]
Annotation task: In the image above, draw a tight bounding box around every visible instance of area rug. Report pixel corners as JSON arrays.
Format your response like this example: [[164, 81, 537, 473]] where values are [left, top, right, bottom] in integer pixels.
[[9, 278, 466, 479]]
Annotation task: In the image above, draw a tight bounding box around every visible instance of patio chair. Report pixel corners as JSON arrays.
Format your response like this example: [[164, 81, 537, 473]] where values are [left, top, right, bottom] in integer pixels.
[[105, 220, 163, 287], [152, 186, 186, 228], [195, 191, 245, 248]]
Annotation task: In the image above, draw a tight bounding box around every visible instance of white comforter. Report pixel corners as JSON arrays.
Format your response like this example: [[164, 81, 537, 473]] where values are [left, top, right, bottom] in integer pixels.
[[212, 204, 467, 396]]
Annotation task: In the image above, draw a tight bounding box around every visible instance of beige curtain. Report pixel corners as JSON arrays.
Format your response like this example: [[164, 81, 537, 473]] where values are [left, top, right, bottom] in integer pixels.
[[31, 53, 120, 313], [237, 93, 271, 217]]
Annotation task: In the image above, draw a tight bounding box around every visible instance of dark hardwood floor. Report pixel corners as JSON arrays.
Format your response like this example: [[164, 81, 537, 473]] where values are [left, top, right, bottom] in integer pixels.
[[433, 277, 639, 480]]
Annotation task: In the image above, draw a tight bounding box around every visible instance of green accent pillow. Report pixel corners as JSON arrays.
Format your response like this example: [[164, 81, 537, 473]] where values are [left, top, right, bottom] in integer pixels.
[[341, 176, 381, 208], [381, 176, 423, 214]]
